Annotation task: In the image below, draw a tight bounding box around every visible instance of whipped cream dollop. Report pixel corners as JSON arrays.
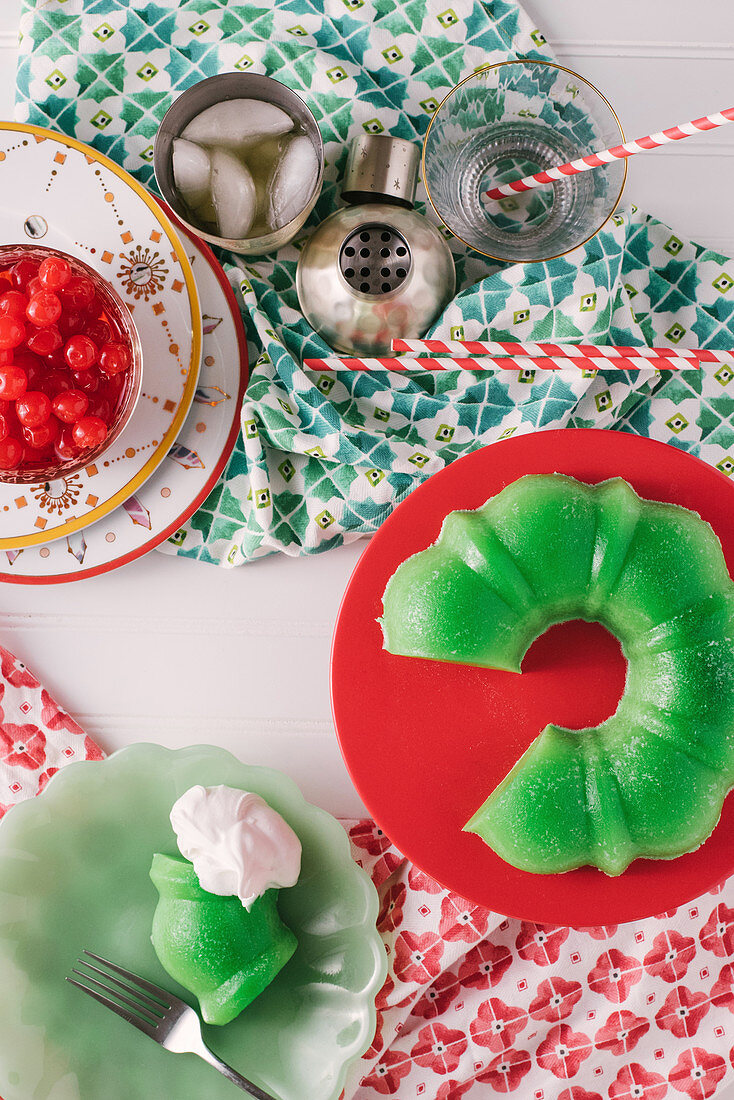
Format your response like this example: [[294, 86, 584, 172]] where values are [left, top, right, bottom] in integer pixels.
[[170, 785, 302, 910]]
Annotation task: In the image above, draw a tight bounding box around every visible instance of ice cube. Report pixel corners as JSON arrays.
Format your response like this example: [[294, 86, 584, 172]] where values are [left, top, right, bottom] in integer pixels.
[[268, 135, 320, 230], [172, 138, 211, 208], [210, 148, 256, 240], [181, 99, 294, 151], [193, 194, 217, 226]]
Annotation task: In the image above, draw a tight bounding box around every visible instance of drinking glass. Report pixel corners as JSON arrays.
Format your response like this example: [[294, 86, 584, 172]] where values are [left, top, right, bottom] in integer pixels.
[[422, 60, 627, 263]]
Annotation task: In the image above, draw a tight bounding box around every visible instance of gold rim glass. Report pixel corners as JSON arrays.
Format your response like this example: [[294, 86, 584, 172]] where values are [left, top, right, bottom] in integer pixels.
[[422, 60, 627, 263]]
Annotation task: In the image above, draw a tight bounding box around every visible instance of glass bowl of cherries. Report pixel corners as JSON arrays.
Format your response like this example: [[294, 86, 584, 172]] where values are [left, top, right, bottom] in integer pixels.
[[0, 245, 142, 484]]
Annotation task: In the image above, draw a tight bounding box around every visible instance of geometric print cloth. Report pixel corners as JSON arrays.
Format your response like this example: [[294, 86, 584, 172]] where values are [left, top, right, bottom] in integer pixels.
[[2, 659, 734, 1100], [15, 0, 734, 566]]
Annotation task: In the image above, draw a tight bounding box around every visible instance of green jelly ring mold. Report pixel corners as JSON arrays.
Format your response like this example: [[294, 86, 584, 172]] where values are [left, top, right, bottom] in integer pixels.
[[380, 474, 734, 876]]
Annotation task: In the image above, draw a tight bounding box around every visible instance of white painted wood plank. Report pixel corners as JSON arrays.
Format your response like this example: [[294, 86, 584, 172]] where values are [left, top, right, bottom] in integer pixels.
[[522, 0, 734, 48]]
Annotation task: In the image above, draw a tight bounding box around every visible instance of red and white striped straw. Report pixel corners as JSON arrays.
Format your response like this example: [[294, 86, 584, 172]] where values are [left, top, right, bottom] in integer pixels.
[[304, 355, 694, 373], [482, 106, 734, 201], [392, 338, 733, 365]]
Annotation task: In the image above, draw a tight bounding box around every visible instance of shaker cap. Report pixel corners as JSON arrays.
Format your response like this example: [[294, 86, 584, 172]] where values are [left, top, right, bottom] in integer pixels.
[[341, 134, 420, 209]]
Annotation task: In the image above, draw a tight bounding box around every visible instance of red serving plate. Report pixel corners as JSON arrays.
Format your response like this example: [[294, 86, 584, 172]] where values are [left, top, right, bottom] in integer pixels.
[[331, 429, 734, 926]]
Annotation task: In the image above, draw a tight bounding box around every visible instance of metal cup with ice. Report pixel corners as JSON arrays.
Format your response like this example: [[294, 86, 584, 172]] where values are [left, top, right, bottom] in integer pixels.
[[154, 73, 324, 256]]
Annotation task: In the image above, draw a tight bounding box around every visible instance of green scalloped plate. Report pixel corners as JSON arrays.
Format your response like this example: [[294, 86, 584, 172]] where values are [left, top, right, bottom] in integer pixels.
[[0, 744, 386, 1100]]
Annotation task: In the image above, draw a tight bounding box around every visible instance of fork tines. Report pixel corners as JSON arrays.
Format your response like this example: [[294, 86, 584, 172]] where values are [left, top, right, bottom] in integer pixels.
[[67, 950, 170, 1036]]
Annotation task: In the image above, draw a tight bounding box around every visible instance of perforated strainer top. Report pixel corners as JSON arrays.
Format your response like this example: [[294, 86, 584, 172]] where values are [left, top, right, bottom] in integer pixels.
[[339, 224, 412, 296]]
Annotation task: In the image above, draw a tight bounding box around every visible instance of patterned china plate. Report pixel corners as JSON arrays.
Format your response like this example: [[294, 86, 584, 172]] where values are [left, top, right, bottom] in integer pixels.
[[0, 210, 247, 582], [0, 743, 386, 1100], [0, 123, 202, 549]]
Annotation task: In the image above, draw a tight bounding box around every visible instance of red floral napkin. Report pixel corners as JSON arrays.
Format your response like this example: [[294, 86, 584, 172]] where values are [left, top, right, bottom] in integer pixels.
[[2, 646, 733, 1100]]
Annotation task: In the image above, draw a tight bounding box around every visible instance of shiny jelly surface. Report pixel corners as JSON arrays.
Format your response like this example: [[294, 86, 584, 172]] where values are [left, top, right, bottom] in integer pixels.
[[381, 474, 734, 876], [0, 253, 132, 473]]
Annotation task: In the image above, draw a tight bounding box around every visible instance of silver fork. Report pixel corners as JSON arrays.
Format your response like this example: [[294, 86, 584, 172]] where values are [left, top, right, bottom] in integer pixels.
[[67, 950, 278, 1099]]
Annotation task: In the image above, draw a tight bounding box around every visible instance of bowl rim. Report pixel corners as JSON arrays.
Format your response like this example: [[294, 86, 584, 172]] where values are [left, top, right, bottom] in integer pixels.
[[421, 58, 628, 263]]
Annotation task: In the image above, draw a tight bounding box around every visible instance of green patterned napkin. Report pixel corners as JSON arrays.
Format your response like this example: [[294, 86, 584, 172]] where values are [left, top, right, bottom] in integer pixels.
[[16, 1, 734, 565]]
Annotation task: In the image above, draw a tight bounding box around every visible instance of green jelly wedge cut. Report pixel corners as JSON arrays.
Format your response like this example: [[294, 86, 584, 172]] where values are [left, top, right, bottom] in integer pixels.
[[150, 854, 297, 1025], [380, 474, 734, 876]]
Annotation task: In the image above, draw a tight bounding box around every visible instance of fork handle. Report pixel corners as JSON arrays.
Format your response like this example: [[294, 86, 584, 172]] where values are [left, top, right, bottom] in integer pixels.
[[200, 1047, 279, 1099]]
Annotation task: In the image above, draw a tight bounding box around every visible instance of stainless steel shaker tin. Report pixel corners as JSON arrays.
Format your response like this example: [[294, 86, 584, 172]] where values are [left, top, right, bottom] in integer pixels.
[[153, 73, 324, 256], [296, 202, 456, 356], [341, 134, 420, 208]]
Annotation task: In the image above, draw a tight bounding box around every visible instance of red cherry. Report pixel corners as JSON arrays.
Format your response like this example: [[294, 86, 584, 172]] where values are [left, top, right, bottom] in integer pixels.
[[84, 319, 112, 346], [55, 426, 78, 461], [12, 351, 44, 391], [52, 389, 88, 423], [16, 391, 51, 428], [0, 315, 25, 350], [0, 415, 8, 443], [70, 368, 100, 394], [26, 277, 43, 298], [11, 258, 39, 292], [98, 342, 130, 376], [0, 365, 28, 400], [83, 293, 103, 318], [22, 419, 59, 449], [41, 371, 72, 398], [0, 291, 28, 321], [38, 255, 72, 291], [58, 308, 85, 338], [0, 436, 23, 470], [105, 370, 125, 403], [60, 275, 95, 310], [64, 334, 97, 370], [26, 324, 62, 357], [87, 396, 112, 422], [26, 291, 62, 328], [0, 349, 13, 367], [43, 350, 67, 372], [72, 415, 107, 450]]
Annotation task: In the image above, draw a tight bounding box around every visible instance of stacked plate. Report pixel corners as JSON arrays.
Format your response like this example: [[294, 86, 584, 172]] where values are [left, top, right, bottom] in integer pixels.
[[0, 123, 248, 583]]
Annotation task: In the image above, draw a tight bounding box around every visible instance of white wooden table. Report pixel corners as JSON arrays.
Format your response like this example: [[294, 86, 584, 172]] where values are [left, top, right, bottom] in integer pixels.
[[1, 0, 733, 883]]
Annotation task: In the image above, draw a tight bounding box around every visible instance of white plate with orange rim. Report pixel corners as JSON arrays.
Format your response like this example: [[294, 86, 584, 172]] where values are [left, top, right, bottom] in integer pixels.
[[0, 122, 202, 550], [0, 207, 248, 583]]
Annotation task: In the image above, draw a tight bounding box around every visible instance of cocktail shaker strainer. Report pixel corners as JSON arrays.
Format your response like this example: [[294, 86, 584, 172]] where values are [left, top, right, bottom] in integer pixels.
[[296, 135, 456, 356]]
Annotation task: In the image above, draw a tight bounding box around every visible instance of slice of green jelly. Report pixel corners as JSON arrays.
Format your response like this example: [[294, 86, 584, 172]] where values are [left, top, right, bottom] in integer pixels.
[[380, 545, 531, 673], [603, 494, 732, 636], [602, 714, 730, 862], [464, 725, 594, 874], [481, 474, 597, 614], [150, 854, 297, 1026]]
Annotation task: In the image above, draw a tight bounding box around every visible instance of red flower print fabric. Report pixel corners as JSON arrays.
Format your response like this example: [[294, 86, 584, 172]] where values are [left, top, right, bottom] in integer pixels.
[[469, 998, 527, 1052], [588, 949, 643, 1003], [535, 1022, 592, 1079], [700, 904, 734, 958], [645, 930, 697, 983], [459, 940, 513, 990], [595, 1010, 650, 1055], [0, 646, 102, 813], [393, 930, 444, 985], [528, 975, 583, 1022], [515, 921, 569, 965], [410, 1023, 467, 1075], [609, 1062, 668, 1100], [342, 824, 734, 1100], [656, 986, 711, 1039], [669, 1048, 727, 1098], [475, 1047, 532, 1093], [5, 644, 734, 1100]]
